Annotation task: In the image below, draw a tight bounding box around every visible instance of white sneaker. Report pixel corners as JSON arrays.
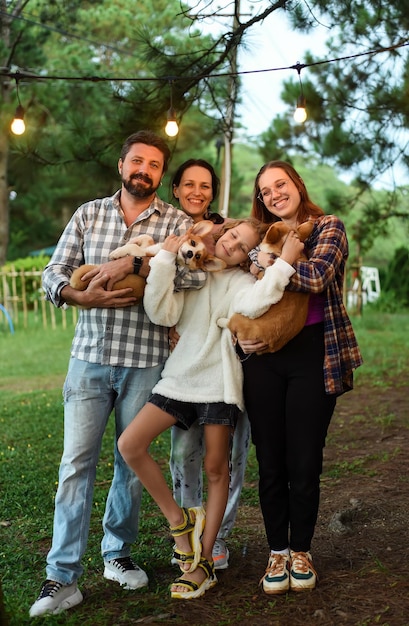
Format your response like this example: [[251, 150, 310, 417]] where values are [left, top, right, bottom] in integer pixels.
[[103, 556, 148, 590], [290, 550, 317, 591], [261, 553, 290, 595], [212, 538, 230, 570], [29, 580, 83, 617]]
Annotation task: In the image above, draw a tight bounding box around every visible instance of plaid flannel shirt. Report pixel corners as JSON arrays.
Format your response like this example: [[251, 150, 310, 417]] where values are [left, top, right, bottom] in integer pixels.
[[42, 190, 206, 368], [250, 214, 363, 395]]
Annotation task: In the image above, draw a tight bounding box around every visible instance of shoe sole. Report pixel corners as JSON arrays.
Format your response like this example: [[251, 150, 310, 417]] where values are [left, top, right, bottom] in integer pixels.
[[262, 583, 289, 595], [290, 572, 316, 591], [171, 575, 218, 600], [290, 580, 316, 591], [103, 567, 148, 590], [29, 589, 83, 617], [214, 561, 229, 570]]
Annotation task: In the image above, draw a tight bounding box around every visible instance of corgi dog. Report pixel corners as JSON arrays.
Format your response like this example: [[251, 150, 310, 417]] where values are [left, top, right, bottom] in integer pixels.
[[108, 219, 224, 271], [226, 220, 314, 354], [70, 220, 225, 304]]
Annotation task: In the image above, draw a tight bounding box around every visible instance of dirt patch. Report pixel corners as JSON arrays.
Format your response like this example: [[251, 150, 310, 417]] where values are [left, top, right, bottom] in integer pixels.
[[134, 379, 409, 625], [9, 377, 407, 625]]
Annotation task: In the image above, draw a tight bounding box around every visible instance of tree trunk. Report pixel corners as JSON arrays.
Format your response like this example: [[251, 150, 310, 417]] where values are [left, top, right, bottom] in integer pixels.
[[0, 127, 10, 266]]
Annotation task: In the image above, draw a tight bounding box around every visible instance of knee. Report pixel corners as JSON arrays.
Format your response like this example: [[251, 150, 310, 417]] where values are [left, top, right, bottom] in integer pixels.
[[118, 431, 142, 466], [204, 457, 229, 485]]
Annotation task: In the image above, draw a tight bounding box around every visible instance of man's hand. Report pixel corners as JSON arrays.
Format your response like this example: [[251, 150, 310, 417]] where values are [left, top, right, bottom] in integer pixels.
[[80, 256, 150, 290], [62, 271, 137, 308], [168, 325, 180, 352]]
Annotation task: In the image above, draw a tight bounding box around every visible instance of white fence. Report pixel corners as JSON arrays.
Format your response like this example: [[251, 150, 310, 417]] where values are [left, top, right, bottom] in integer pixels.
[[0, 267, 77, 330]]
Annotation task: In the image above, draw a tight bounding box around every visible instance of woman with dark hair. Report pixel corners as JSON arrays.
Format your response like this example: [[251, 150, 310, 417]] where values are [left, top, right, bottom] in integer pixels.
[[234, 160, 363, 595], [171, 158, 224, 225], [168, 159, 248, 570]]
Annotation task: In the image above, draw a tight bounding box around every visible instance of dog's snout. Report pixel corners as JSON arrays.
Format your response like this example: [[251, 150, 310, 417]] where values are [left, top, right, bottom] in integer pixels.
[[186, 250, 193, 259]]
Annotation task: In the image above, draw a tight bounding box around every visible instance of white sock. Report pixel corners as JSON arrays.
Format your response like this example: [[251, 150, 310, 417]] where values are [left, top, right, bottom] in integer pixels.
[[270, 548, 290, 556]]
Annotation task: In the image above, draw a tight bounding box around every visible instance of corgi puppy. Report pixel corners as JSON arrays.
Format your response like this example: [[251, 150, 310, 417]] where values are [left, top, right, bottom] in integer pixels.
[[108, 220, 224, 272], [226, 220, 314, 354], [69, 220, 225, 304]]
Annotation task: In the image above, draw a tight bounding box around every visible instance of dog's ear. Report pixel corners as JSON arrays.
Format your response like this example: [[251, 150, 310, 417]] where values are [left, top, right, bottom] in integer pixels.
[[202, 255, 227, 272], [260, 222, 289, 256], [297, 221, 314, 242], [264, 222, 289, 245], [190, 220, 215, 237]]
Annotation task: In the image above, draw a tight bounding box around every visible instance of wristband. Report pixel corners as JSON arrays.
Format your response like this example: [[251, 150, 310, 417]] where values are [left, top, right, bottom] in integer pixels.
[[133, 257, 143, 275]]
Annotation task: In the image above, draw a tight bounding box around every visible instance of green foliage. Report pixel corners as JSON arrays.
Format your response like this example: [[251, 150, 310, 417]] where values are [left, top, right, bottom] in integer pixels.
[[1, 256, 50, 305], [262, 0, 409, 257], [352, 311, 409, 384], [4, 0, 226, 261], [379, 246, 409, 307], [2, 256, 50, 273], [0, 311, 408, 622], [3, 0, 409, 278]]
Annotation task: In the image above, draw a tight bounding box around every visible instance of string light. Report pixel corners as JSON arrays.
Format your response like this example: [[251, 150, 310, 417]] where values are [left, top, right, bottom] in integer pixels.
[[10, 76, 26, 135], [165, 80, 179, 137], [0, 40, 407, 135], [293, 62, 307, 124]]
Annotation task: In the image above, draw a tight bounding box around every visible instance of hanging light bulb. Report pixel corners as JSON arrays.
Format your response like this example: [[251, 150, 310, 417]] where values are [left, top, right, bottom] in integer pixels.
[[164, 79, 179, 137], [165, 107, 179, 137], [293, 62, 307, 124], [294, 95, 307, 124], [11, 104, 26, 135], [11, 74, 26, 135]]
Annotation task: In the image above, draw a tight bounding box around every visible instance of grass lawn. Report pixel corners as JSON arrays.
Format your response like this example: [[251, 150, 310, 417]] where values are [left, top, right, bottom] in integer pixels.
[[0, 309, 408, 624]]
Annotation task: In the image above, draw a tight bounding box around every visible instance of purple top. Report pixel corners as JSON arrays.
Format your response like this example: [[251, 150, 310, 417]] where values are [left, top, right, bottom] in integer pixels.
[[305, 292, 326, 326]]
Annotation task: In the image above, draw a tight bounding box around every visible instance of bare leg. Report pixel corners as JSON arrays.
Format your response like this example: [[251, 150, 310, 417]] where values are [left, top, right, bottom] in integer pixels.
[[118, 403, 192, 559], [171, 424, 231, 591]]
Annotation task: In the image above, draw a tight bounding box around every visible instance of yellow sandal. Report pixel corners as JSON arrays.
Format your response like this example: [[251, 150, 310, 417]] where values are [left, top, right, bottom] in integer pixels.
[[170, 557, 217, 600], [169, 506, 205, 573]]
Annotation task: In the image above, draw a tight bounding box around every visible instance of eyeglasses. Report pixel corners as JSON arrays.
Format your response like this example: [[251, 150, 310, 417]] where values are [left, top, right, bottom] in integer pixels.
[[257, 179, 290, 203]]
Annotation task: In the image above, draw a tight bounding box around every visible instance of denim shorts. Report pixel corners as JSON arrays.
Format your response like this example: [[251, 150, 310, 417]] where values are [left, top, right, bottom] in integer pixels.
[[148, 393, 240, 431]]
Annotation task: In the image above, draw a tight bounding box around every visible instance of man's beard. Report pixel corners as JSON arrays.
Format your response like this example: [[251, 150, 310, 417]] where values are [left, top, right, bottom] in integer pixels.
[[122, 173, 159, 198]]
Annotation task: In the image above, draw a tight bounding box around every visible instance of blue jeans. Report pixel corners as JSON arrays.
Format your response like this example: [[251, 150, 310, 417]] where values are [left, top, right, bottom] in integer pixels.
[[169, 411, 250, 539], [46, 357, 163, 585]]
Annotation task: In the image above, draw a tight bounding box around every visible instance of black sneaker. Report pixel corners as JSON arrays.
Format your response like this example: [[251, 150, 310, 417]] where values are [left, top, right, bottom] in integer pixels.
[[103, 556, 148, 590], [29, 580, 83, 617]]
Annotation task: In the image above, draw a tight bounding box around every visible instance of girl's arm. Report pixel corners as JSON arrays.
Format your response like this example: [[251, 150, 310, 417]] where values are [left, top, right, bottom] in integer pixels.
[[231, 232, 303, 318], [232, 258, 296, 319], [143, 246, 184, 327]]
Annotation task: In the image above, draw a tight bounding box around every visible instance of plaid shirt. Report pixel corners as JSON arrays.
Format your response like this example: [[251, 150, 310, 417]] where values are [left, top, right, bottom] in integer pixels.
[[250, 215, 363, 395], [42, 190, 206, 368]]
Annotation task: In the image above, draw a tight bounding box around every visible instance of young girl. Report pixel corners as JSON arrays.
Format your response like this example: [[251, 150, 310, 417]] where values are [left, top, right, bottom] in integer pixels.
[[118, 218, 304, 599], [169, 158, 249, 570]]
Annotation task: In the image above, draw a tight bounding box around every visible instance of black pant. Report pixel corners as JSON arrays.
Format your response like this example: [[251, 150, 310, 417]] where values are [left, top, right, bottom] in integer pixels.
[[242, 323, 336, 552]]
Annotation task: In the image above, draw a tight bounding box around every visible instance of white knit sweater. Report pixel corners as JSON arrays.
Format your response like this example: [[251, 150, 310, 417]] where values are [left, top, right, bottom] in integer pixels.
[[144, 250, 295, 411]]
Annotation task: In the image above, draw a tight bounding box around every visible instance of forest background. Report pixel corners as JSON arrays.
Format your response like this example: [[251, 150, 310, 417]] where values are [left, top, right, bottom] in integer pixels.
[[0, 0, 408, 303], [1, 2, 409, 624]]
